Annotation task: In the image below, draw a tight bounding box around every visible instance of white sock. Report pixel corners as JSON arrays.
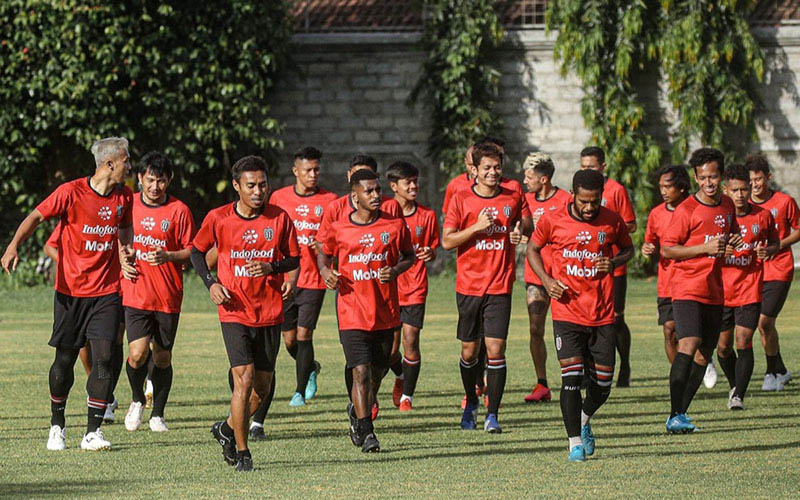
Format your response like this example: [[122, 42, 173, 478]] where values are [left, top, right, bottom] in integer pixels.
[[400, 394, 412, 403], [581, 411, 591, 427], [568, 436, 582, 450], [249, 421, 263, 430]]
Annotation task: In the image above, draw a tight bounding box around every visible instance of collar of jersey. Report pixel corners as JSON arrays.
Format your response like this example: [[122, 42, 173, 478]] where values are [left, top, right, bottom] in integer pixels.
[[536, 186, 560, 202], [293, 185, 319, 198], [692, 193, 722, 207], [86, 176, 117, 198], [139, 192, 170, 208], [568, 202, 600, 223], [470, 184, 502, 199], [749, 189, 774, 205], [348, 210, 383, 226], [233, 201, 265, 220]]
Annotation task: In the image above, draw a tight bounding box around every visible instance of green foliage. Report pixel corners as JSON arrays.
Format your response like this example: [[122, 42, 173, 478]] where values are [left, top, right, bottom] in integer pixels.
[[409, 0, 504, 179]]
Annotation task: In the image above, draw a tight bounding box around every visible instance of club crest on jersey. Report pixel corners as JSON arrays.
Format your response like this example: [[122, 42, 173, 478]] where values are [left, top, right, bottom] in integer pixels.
[[295, 204, 310, 217], [314, 205, 323, 217], [576, 230, 592, 245], [360, 233, 375, 248], [597, 231, 606, 244], [117, 205, 124, 218], [98, 206, 112, 221], [503, 205, 512, 218], [160, 219, 170, 232], [601, 199, 607, 207], [141, 217, 156, 231], [264, 227, 274, 241], [771, 208, 778, 218], [380, 231, 390, 245], [415, 226, 423, 237], [752, 224, 760, 235], [242, 229, 258, 244], [714, 214, 727, 228]]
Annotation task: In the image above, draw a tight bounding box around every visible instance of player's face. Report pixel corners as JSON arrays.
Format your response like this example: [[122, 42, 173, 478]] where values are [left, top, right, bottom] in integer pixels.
[[109, 150, 132, 184], [659, 173, 683, 205], [392, 176, 418, 201], [464, 146, 474, 173], [138, 169, 171, 204], [293, 158, 320, 190], [573, 187, 602, 221], [233, 170, 269, 209], [749, 169, 770, 198], [353, 179, 381, 211], [475, 156, 502, 188], [694, 162, 721, 200], [580, 155, 604, 173], [524, 169, 543, 194], [726, 178, 751, 210]]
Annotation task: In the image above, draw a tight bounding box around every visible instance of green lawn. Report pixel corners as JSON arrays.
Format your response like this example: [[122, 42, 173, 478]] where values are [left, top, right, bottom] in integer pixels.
[[0, 274, 798, 498]]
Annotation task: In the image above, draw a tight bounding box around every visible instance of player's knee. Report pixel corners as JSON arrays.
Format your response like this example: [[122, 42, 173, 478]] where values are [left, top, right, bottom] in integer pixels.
[[128, 348, 149, 368], [717, 344, 734, 358], [152, 349, 171, 369], [352, 364, 369, 384]]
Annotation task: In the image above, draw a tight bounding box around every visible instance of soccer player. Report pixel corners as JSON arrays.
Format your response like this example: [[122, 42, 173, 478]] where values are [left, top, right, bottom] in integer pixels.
[[521, 152, 571, 403], [717, 164, 778, 409], [191, 155, 300, 471], [579, 147, 636, 387], [661, 148, 742, 433], [442, 142, 532, 434], [2, 137, 133, 451], [387, 161, 440, 411], [527, 168, 633, 462], [270, 147, 338, 409], [747, 153, 800, 391], [318, 168, 414, 452], [119, 152, 195, 432], [641, 165, 691, 363]]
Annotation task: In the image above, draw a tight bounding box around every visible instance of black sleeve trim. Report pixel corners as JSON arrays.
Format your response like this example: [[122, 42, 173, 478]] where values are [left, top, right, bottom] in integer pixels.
[[190, 247, 216, 289], [271, 255, 300, 275]]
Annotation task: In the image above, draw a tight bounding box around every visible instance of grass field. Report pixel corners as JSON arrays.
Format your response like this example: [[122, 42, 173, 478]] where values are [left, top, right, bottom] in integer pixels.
[[1, 273, 798, 499]]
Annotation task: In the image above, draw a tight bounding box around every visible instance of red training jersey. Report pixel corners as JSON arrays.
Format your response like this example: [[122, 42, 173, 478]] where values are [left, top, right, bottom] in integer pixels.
[[46, 223, 61, 249], [397, 202, 441, 306], [121, 195, 196, 313], [531, 205, 632, 326], [36, 177, 133, 298], [444, 186, 524, 296], [750, 190, 800, 282], [601, 178, 636, 278], [524, 187, 572, 285], [442, 173, 531, 218], [722, 204, 777, 307], [193, 203, 300, 327], [644, 202, 678, 298], [269, 186, 338, 290], [321, 213, 413, 331], [662, 195, 738, 305], [316, 193, 402, 246]]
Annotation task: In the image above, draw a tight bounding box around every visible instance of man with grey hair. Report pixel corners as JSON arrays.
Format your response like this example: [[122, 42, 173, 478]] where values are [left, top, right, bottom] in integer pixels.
[[2, 136, 134, 451]]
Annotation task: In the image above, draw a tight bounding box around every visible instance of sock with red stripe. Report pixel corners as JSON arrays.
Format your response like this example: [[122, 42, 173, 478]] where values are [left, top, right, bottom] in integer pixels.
[[460, 358, 480, 406], [49, 348, 78, 428], [669, 353, 692, 417], [126, 358, 148, 404], [681, 361, 706, 414], [86, 339, 113, 432], [734, 348, 754, 400], [583, 365, 613, 417], [87, 398, 107, 432], [717, 350, 737, 389], [486, 357, 507, 414], [559, 362, 584, 437], [402, 356, 421, 397]]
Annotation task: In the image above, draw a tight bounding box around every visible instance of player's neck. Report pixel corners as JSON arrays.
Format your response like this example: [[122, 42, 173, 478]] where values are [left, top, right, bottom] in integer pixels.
[[751, 187, 772, 203], [141, 192, 167, 207], [666, 195, 686, 211], [88, 172, 117, 197], [473, 182, 499, 198], [695, 191, 720, 206], [235, 199, 263, 219], [735, 204, 751, 217], [352, 207, 379, 225], [396, 196, 416, 215], [537, 184, 557, 201], [294, 182, 317, 197]]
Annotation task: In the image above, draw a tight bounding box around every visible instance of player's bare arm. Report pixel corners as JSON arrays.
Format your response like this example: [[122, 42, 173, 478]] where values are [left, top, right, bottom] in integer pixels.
[[190, 246, 230, 304], [662, 236, 727, 261], [441, 207, 493, 250], [526, 239, 568, 299], [317, 252, 339, 290], [379, 248, 414, 284], [1, 209, 45, 273]]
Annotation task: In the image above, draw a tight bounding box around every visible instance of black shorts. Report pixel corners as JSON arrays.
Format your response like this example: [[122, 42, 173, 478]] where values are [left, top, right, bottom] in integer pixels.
[[721, 303, 761, 332], [400, 304, 426, 329], [613, 275, 627, 314], [339, 329, 394, 369], [552, 321, 617, 366], [50, 291, 120, 350], [221, 323, 281, 371], [672, 300, 723, 350], [657, 297, 674, 325], [456, 293, 511, 342], [281, 288, 326, 331], [118, 299, 126, 327], [761, 280, 791, 318], [125, 306, 180, 350]]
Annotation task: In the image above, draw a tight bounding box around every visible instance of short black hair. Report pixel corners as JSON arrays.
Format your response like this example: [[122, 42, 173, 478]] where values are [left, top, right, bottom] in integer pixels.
[[580, 146, 605, 164], [533, 160, 555, 180], [471, 143, 503, 168], [386, 161, 419, 183], [138, 151, 173, 178], [349, 154, 378, 172], [656, 164, 691, 193], [744, 153, 770, 175], [573, 168, 604, 194], [294, 146, 322, 162], [475, 136, 505, 148], [725, 163, 750, 183], [688, 147, 725, 173], [349, 168, 379, 190], [231, 155, 269, 181]]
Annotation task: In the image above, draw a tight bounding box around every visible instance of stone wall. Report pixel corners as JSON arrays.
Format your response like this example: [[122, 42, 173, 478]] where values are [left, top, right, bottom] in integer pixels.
[[269, 27, 800, 208]]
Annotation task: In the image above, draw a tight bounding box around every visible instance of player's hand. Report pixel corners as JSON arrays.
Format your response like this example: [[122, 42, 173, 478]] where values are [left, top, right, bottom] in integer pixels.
[[120, 258, 138, 280], [146, 246, 169, 266], [245, 259, 272, 277], [755, 240, 768, 260], [723, 244, 734, 259], [509, 221, 522, 245], [209, 283, 231, 305], [592, 255, 613, 274], [543, 276, 569, 300], [307, 235, 318, 255], [378, 266, 396, 283], [1, 246, 19, 274], [474, 207, 493, 232], [703, 236, 727, 257], [281, 280, 294, 300], [641, 242, 656, 257], [120, 244, 135, 263], [321, 268, 340, 290], [415, 246, 435, 262], [728, 233, 744, 250]]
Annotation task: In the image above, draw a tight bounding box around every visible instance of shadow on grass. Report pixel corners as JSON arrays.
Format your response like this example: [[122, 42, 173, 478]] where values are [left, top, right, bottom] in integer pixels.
[[608, 439, 800, 458], [3, 479, 140, 498]]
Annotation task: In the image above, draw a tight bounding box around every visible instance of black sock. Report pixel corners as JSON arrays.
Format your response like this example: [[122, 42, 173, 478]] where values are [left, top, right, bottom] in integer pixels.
[[150, 364, 173, 418], [460, 358, 480, 406], [49, 348, 78, 428], [390, 357, 403, 378], [126, 359, 148, 404], [252, 372, 276, 425], [717, 351, 737, 389], [86, 339, 113, 433], [357, 416, 374, 437], [401, 356, 421, 397], [295, 340, 313, 394], [486, 358, 507, 414], [537, 378, 548, 388], [582, 372, 612, 417], [682, 361, 706, 414], [345, 366, 353, 401], [237, 448, 251, 459], [766, 354, 778, 375], [220, 419, 235, 439], [775, 352, 787, 375], [559, 368, 583, 438], [476, 341, 487, 389], [614, 316, 631, 379], [734, 348, 754, 399], [108, 343, 124, 402], [146, 349, 154, 379], [669, 353, 692, 417], [287, 342, 298, 360]]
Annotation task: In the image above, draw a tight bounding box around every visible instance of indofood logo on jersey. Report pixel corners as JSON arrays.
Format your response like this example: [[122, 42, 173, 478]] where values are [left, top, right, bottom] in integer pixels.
[[714, 214, 729, 228], [264, 228, 274, 241], [295, 204, 310, 217], [134, 234, 167, 248], [82, 224, 118, 237], [98, 206, 112, 221], [231, 248, 274, 260], [380, 231, 390, 245], [576, 230, 592, 245], [242, 229, 258, 244], [563, 248, 604, 278], [293, 219, 320, 231], [348, 251, 388, 264], [141, 217, 155, 231], [360, 233, 375, 248], [314, 205, 323, 217]]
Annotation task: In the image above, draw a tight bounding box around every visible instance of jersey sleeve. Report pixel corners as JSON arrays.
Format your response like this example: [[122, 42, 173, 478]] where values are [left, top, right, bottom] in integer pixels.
[[384, 198, 402, 218], [36, 183, 74, 220], [644, 210, 659, 245], [46, 223, 62, 249], [617, 186, 636, 224], [786, 195, 800, 230], [443, 193, 462, 230], [517, 185, 532, 218], [766, 211, 780, 243], [192, 211, 217, 253], [530, 211, 552, 249], [120, 187, 134, 227], [177, 205, 197, 250], [662, 206, 691, 247], [279, 212, 301, 258], [615, 214, 634, 248], [426, 212, 441, 250], [316, 199, 338, 244], [442, 182, 455, 215], [398, 221, 414, 255], [320, 222, 337, 257]]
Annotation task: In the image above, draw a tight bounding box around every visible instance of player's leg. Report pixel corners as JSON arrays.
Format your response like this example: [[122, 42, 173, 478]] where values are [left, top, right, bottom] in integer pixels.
[[666, 301, 704, 432], [716, 307, 736, 391], [124, 307, 154, 431], [456, 293, 483, 429], [657, 298, 677, 363], [105, 303, 126, 423], [525, 284, 551, 402], [399, 305, 423, 410], [47, 291, 82, 450], [387, 326, 404, 407], [681, 304, 723, 417], [249, 370, 275, 440], [482, 294, 511, 432], [758, 281, 792, 390], [228, 363, 255, 469], [581, 324, 617, 457], [553, 321, 586, 461], [282, 292, 303, 406], [246, 325, 279, 440], [146, 311, 179, 431], [299, 289, 326, 401], [612, 275, 631, 387], [731, 304, 759, 407], [79, 345, 92, 376]]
